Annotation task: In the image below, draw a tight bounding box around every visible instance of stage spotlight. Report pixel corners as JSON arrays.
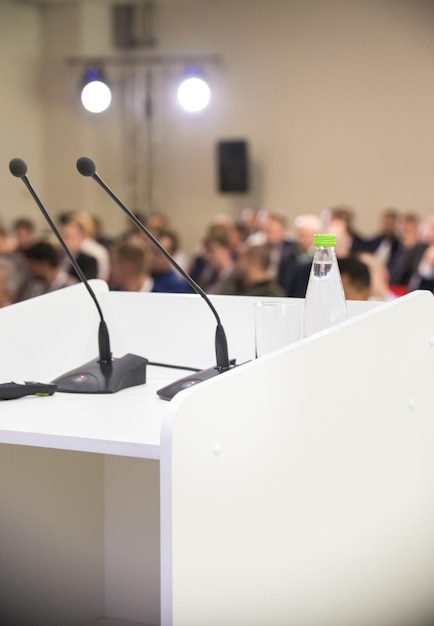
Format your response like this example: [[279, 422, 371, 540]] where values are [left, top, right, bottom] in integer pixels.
[[177, 71, 211, 112], [80, 68, 112, 113]]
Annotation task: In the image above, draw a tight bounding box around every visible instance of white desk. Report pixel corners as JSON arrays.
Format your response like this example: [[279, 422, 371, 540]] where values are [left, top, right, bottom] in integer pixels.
[[1, 284, 434, 626], [0, 377, 168, 459]]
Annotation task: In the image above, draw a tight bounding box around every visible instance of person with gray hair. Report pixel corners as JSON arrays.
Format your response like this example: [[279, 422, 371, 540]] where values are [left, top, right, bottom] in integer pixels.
[[292, 214, 322, 259], [278, 213, 321, 296]]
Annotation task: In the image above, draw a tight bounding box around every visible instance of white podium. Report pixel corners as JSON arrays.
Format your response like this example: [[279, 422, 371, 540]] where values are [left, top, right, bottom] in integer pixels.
[[0, 283, 433, 626]]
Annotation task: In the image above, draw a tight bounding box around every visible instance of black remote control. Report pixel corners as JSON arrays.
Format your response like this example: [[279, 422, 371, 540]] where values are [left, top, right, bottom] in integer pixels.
[[0, 381, 57, 400]]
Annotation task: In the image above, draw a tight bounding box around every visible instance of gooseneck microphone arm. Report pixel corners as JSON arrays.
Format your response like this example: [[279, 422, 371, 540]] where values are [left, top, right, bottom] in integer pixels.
[[8, 158, 111, 364], [76, 156, 230, 372]]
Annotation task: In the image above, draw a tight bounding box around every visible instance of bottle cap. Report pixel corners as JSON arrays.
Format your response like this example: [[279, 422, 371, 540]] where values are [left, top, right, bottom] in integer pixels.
[[314, 233, 336, 247]]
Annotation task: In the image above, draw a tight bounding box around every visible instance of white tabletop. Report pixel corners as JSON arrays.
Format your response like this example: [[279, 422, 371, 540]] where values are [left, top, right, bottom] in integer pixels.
[[0, 368, 179, 459], [0, 284, 381, 461]]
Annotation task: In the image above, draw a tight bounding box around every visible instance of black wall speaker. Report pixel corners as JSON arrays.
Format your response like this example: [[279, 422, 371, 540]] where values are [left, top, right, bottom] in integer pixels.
[[217, 140, 249, 193]]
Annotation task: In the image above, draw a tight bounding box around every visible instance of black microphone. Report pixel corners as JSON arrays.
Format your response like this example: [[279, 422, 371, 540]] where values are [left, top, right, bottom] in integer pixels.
[[76, 156, 236, 401], [9, 157, 148, 394]]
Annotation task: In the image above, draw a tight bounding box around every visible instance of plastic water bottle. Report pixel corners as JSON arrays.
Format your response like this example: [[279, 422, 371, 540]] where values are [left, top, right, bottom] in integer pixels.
[[303, 233, 347, 337]]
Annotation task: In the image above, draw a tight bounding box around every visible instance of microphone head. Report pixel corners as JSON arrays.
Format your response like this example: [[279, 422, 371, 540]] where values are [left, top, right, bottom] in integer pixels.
[[77, 156, 96, 177], [9, 158, 28, 178]]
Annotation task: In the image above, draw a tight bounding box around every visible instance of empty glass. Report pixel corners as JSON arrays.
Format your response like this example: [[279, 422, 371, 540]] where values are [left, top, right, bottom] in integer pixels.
[[254, 301, 301, 358]]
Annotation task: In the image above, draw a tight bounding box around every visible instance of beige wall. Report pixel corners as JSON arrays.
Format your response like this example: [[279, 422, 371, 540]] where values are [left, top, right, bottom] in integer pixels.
[[0, 1, 45, 230], [3, 0, 434, 256]]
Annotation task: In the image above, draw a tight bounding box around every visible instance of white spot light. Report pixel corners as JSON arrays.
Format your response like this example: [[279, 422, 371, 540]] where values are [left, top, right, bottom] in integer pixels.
[[80, 68, 112, 113], [177, 76, 211, 112]]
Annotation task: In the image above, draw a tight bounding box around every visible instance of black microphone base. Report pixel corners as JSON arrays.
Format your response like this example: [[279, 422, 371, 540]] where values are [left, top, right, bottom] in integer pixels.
[[157, 363, 236, 401], [52, 353, 148, 394]]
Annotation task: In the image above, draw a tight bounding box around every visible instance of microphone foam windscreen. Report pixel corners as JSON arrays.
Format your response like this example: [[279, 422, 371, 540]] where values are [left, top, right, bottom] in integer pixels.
[[76, 157, 96, 177], [9, 158, 27, 178]]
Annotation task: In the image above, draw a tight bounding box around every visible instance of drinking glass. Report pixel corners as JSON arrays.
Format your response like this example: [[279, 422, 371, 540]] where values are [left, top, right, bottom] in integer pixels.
[[254, 301, 301, 357]]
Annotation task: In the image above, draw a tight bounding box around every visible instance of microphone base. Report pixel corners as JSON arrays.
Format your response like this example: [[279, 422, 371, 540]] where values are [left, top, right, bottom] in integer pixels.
[[157, 363, 235, 401], [52, 353, 148, 394]]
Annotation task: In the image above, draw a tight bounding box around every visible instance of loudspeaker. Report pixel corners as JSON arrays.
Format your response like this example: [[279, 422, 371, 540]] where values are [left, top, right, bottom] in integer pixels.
[[217, 140, 249, 193]]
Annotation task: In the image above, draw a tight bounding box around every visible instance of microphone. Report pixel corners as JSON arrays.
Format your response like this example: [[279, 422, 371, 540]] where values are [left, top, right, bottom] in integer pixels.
[[76, 156, 236, 401], [9, 158, 148, 394]]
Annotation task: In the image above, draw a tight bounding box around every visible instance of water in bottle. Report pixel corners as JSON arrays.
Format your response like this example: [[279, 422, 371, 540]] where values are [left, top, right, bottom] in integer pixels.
[[304, 233, 347, 337]]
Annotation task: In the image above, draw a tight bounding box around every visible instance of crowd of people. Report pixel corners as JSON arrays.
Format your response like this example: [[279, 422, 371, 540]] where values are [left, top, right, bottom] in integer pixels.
[[0, 204, 433, 308]]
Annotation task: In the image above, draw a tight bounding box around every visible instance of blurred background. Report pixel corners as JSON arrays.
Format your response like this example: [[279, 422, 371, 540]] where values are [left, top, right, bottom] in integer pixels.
[[2, 0, 434, 258]]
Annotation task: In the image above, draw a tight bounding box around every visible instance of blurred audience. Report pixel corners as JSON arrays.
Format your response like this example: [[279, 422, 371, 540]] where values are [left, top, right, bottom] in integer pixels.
[[17, 241, 77, 301], [145, 211, 171, 235], [2, 201, 434, 309], [357, 251, 396, 301], [240, 207, 267, 238], [261, 212, 294, 281], [408, 214, 434, 292], [327, 205, 368, 253], [121, 210, 189, 270], [0, 226, 14, 254], [282, 213, 371, 299], [223, 244, 285, 297], [61, 212, 111, 281], [231, 221, 250, 259], [169, 227, 188, 271], [110, 241, 153, 292], [150, 229, 192, 293], [57, 213, 98, 281], [327, 215, 354, 259], [196, 226, 235, 294], [189, 215, 247, 283], [0, 255, 21, 307], [118, 211, 148, 245], [12, 218, 37, 253], [278, 213, 321, 297], [367, 208, 401, 271], [338, 256, 371, 301], [4, 219, 35, 291], [389, 213, 427, 289], [91, 214, 113, 250]]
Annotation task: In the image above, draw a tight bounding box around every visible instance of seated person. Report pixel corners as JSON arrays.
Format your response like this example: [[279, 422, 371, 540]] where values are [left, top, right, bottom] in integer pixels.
[[145, 211, 171, 235], [262, 212, 295, 283], [0, 225, 14, 254], [327, 205, 369, 253], [357, 251, 396, 301], [0, 255, 21, 307], [338, 256, 371, 301], [223, 244, 285, 297], [278, 213, 320, 296], [118, 211, 147, 244], [389, 213, 427, 288], [408, 214, 434, 292], [110, 241, 153, 292], [91, 214, 113, 250], [12, 217, 37, 253], [366, 208, 401, 271], [17, 241, 77, 301], [58, 213, 98, 281], [286, 217, 362, 298], [196, 227, 235, 294], [150, 229, 192, 293]]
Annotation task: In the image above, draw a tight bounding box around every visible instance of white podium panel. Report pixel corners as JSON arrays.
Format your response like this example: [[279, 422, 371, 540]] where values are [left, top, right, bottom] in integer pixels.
[[162, 291, 434, 626], [0, 285, 432, 626], [100, 291, 380, 369], [0, 280, 108, 382]]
